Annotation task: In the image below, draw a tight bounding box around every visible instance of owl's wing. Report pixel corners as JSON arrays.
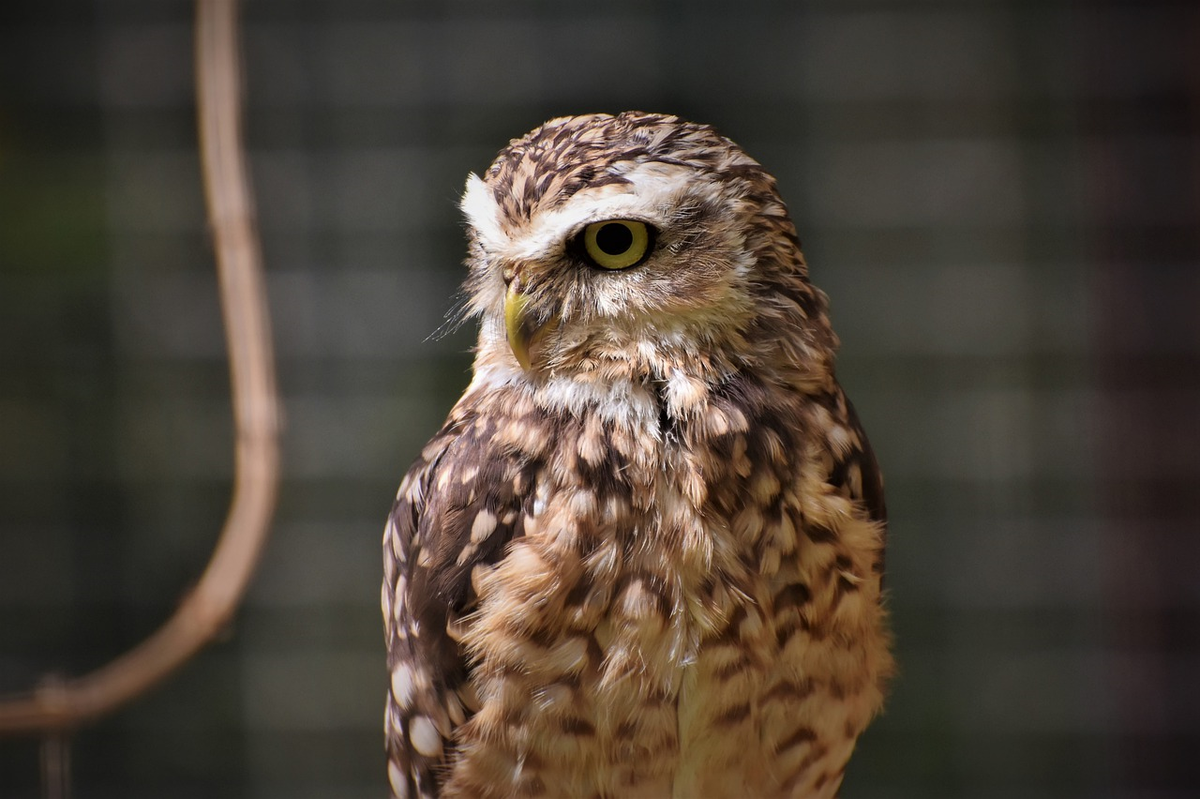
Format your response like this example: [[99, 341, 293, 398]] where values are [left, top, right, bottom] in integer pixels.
[[829, 393, 888, 586], [382, 402, 531, 799], [839, 396, 886, 528]]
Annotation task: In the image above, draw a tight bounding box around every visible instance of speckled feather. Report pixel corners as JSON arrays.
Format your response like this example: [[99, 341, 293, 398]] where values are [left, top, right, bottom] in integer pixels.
[[383, 112, 892, 799]]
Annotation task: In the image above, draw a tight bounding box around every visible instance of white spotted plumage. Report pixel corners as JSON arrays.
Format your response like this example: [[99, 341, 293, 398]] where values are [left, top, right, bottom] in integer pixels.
[[384, 112, 892, 798]]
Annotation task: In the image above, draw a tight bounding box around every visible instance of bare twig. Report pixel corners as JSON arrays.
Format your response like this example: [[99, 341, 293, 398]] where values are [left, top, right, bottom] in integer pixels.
[[0, 0, 281, 734]]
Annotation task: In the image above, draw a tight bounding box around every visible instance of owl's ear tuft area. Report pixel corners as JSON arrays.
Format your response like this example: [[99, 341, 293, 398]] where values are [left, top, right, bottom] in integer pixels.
[[461, 173, 504, 250]]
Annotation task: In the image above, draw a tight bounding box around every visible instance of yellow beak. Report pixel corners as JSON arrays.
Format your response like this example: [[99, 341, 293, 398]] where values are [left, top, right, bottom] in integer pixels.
[[504, 282, 548, 371]]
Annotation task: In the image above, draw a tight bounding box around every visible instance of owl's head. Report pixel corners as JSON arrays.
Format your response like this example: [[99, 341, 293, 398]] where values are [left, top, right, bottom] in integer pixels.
[[460, 112, 835, 389]]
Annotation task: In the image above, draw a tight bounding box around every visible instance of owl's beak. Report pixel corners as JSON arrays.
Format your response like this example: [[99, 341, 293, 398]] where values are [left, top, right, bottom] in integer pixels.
[[504, 281, 552, 371]]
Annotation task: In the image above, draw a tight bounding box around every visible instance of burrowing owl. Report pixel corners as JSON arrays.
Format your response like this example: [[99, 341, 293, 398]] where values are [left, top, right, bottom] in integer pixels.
[[383, 112, 892, 799]]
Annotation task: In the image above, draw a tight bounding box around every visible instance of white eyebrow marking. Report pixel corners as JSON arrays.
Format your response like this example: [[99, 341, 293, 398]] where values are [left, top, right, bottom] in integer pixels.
[[460, 172, 504, 246], [460, 161, 703, 262]]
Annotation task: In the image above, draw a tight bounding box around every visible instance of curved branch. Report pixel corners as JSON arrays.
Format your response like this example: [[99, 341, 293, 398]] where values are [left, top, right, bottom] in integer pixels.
[[0, 0, 281, 734]]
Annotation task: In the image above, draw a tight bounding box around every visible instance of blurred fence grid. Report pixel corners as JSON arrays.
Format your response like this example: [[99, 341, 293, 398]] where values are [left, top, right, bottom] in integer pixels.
[[1, 1, 1197, 798]]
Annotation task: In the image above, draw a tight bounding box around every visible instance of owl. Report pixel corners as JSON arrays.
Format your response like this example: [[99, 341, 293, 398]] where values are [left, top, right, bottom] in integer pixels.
[[382, 112, 892, 799]]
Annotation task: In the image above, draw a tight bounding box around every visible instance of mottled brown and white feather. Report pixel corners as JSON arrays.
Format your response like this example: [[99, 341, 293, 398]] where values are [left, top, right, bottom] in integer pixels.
[[383, 112, 892, 799]]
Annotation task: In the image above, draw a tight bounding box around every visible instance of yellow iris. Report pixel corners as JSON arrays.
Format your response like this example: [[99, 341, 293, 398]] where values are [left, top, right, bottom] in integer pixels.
[[582, 220, 651, 270]]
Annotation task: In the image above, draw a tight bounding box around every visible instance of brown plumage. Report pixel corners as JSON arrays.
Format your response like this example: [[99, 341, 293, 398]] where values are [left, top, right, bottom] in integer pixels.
[[383, 112, 892, 799]]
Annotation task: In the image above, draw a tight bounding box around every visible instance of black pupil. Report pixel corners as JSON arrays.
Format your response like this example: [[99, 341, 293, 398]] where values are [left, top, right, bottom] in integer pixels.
[[595, 223, 633, 255]]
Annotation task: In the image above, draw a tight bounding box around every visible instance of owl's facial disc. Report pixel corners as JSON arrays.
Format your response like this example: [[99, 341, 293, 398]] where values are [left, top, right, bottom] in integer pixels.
[[463, 158, 742, 374]]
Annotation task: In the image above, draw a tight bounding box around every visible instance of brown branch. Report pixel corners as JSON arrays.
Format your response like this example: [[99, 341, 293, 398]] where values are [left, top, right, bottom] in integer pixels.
[[0, 0, 281, 735]]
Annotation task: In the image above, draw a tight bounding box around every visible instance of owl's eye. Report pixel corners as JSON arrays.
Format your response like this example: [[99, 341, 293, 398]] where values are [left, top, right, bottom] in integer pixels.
[[580, 220, 652, 270]]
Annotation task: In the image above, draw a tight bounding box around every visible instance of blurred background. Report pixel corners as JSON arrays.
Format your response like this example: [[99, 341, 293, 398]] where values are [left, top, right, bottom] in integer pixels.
[[1, 0, 1198, 797]]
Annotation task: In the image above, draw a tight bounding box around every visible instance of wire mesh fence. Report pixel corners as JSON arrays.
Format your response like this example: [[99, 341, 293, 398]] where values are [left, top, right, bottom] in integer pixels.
[[1, 1, 1197, 797]]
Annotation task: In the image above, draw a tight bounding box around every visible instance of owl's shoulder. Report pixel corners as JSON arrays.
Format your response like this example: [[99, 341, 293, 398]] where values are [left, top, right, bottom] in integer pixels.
[[384, 383, 558, 797], [388, 385, 547, 606]]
